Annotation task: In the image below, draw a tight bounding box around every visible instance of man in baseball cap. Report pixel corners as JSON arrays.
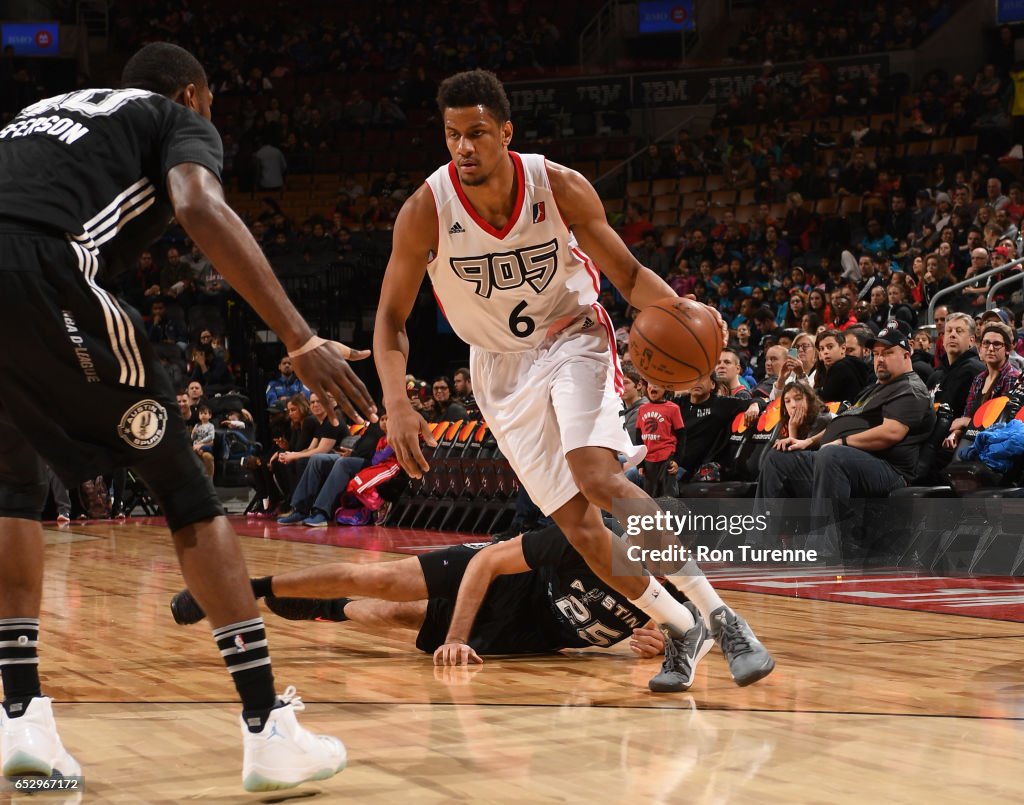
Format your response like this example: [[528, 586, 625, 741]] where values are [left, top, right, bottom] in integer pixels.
[[756, 317, 935, 559]]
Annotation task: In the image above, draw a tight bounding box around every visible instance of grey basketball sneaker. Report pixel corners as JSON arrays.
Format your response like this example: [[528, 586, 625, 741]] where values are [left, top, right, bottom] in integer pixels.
[[648, 602, 712, 693], [708, 606, 775, 686]]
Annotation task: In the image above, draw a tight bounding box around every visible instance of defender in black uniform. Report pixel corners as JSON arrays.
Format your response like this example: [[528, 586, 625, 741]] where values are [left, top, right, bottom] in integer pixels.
[[0, 43, 374, 792], [168, 522, 704, 665]]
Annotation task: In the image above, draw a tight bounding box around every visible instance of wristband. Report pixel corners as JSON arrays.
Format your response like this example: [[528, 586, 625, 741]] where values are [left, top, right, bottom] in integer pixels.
[[287, 335, 327, 358], [841, 436, 849, 446]]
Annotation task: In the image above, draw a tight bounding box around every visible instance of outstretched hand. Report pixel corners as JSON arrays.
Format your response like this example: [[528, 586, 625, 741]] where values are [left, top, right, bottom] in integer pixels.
[[289, 339, 377, 426]]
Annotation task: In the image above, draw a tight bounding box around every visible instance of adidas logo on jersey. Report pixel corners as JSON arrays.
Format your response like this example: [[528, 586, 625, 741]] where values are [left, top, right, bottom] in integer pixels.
[[448, 222, 465, 234]]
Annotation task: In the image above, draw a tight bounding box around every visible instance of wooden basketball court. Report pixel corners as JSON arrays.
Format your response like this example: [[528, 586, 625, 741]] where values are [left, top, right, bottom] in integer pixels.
[[4, 518, 1024, 803]]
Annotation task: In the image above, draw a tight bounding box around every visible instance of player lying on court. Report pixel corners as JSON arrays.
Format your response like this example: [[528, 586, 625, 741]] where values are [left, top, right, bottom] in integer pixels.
[[170, 517, 726, 692], [373, 69, 774, 691]]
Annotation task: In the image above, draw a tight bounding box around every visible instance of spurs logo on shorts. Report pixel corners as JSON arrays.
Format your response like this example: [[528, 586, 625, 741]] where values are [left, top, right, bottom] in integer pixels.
[[117, 400, 167, 449]]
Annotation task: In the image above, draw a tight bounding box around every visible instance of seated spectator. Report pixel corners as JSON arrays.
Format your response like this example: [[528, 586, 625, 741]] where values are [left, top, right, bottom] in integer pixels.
[[146, 298, 188, 353], [928, 313, 983, 417], [161, 247, 194, 302], [249, 394, 317, 517], [911, 329, 935, 382], [883, 284, 918, 328], [425, 376, 468, 423], [773, 382, 831, 444], [814, 329, 871, 403], [634, 384, 684, 497], [191, 403, 216, 480], [620, 367, 649, 435], [185, 380, 205, 425], [176, 390, 192, 424], [780, 290, 807, 328], [756, 321, 935, 550], [943, 322, 1022, 450], [265, 355, 308, 408], [752, 344, 786, 400], [274, 392, 348, 479], [807, 289, 831, 326], [278, 419, 385, 527], [188, 343, 233, 389], [830, 294, 859, 332], [335, 414, 403, 526], [715, 348, 752, 398], [452, 367, 480, 420], [676, 378, 754, 478]]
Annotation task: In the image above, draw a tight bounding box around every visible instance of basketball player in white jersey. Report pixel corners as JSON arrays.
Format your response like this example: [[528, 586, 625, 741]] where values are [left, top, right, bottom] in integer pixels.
[[374, 70, 773, 691]]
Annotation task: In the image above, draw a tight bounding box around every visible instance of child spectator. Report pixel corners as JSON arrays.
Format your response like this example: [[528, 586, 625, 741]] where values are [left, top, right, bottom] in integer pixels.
[[634, 385, 685, 497], [191, 404, 216, 479], [336, 414, 402, 526]]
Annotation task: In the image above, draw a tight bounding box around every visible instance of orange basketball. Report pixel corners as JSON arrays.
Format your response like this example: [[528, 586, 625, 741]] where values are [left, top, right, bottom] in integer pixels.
[[628, 297, 722, 391]]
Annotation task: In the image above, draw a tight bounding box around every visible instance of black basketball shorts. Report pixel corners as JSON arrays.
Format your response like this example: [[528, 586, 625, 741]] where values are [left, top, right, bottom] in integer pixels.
[[0, 227, 223, 530], [414, 544, 564, 655]]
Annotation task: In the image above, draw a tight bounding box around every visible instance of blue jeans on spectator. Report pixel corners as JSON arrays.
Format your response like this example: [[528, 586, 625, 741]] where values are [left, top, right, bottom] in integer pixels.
[[291, 453, 368, 517], [755, 445, 906, 555]]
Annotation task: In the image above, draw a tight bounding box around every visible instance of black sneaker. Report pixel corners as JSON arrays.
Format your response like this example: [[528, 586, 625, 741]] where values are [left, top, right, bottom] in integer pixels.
[[169, 588, 206, 625], [265, 594, 350, 622]]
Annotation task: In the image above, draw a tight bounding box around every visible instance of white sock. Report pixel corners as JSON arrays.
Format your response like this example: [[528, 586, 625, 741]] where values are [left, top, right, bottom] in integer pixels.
[[668, 561, 726, 625], [262, 498, 271, 510], [629, 577, 695, 631]]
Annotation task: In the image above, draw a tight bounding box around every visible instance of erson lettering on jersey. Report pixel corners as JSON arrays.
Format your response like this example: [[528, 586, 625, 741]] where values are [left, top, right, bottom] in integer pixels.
[[0, 116, 89, 144]]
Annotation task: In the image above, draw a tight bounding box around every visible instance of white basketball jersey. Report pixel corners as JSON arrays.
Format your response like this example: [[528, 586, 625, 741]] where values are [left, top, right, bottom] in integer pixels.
[[425, 152, 602, 353]]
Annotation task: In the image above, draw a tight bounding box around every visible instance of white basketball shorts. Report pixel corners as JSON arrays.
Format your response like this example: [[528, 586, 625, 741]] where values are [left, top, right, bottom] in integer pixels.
[[470, 313, 646, 516]]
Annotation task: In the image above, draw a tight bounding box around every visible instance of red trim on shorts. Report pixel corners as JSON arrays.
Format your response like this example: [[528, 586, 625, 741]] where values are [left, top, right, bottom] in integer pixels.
[[447, 152, 526, 240], [592, 303, 624, 395]]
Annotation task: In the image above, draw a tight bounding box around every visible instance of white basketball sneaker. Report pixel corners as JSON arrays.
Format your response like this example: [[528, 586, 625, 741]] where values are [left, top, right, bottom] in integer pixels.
[[241, 686, 346, 792], [0, 696, 81, 779]]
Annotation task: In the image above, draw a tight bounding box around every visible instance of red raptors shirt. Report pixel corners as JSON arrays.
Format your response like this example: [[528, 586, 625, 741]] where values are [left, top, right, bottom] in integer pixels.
[[636, 400, 683, 462]]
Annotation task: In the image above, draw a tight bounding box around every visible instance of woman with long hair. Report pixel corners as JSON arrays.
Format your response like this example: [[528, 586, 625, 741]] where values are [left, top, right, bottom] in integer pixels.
[[784, 290, 808, 328], [249, 393, 316, 517], [807, 288, 832, 326], [775, 381, 831, 446], [921, 252, 955, 307]]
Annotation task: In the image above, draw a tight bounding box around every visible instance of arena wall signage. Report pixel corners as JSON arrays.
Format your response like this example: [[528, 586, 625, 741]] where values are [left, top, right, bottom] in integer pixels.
[[507, 54, 891, 114]]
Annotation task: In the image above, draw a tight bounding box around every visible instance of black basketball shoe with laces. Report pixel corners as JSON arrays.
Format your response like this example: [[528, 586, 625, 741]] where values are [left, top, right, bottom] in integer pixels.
[[265, 594, 351, 622], [170, 588, 206, 625]]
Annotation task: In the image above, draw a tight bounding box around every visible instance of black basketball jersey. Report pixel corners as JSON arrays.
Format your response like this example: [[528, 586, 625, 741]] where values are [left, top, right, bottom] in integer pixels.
[[521, 529, 649, 650], [0, 88, 222, 277]]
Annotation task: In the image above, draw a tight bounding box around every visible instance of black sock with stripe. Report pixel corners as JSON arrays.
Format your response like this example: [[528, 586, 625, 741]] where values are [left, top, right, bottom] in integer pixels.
[[0, 618, 41, 718], [212, 617, 278, 732]]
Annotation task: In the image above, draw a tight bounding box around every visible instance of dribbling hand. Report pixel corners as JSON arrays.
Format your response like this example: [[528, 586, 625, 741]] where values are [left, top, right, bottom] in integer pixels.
[[699, 301, 729, 348], [433, 641, 483, 666], [289, 340, 377, 426], [389, 403, 438, 479], [682, 293, 728, 347]]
